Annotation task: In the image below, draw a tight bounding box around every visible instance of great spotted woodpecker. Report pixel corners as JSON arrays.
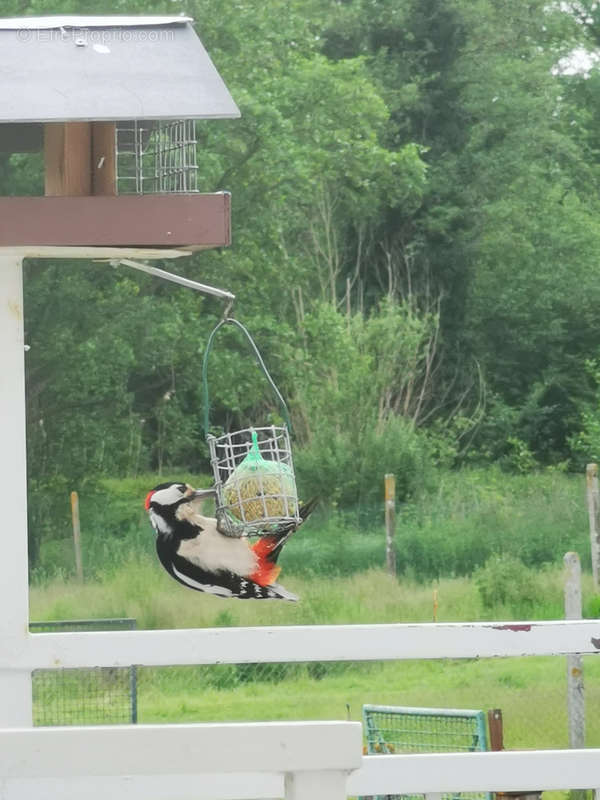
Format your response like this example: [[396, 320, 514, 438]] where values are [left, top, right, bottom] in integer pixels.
[[145, 482, 316, 601]]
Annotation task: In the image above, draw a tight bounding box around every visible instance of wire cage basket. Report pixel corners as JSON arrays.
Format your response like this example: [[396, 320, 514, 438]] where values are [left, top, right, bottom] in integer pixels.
[[115, 119, 198, 194], [202, 318, 301, 537], [207, 425, 300, 536]]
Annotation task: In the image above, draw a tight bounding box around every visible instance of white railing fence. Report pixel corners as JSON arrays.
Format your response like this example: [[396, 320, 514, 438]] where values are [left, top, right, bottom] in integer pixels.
[[1, 724, 599, 800], [1, 619, 600, 798], [7, 618, 600, 671]]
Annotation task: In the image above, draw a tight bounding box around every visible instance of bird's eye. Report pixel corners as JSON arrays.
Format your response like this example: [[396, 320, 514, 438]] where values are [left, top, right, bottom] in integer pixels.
[[178, 484, 187, 494]]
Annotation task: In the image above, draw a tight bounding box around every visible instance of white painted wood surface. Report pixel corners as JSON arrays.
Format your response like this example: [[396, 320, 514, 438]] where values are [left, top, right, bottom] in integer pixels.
[[348, 749, 600, 795], [2, 740, 600, 799], [0, 722, 362, 778], [0, 246, 190, 259], [0, 774, 283, 800], [0, 255, 31, 727], [11, 618, 600, 670], [564, 552, 585, 749], [285, 770, 349, 800]]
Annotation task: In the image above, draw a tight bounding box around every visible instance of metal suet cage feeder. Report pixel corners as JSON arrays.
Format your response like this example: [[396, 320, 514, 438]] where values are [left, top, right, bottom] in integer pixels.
[[115, 119, 199, 195], [202, 318, 301, 537]]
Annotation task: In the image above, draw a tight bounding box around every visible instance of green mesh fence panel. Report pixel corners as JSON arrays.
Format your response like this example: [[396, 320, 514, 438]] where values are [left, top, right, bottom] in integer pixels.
[[362, 704, 490, 800], [30, 618, 137, 726]]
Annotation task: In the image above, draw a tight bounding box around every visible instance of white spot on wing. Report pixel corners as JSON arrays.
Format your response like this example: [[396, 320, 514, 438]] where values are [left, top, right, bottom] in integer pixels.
[[172, 564, 233, 597]]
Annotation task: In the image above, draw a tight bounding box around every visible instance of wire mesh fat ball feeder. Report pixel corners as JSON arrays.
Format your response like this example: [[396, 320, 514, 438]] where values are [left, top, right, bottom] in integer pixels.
[[202, 318, 301, 537], [115, 119, 199, 195]]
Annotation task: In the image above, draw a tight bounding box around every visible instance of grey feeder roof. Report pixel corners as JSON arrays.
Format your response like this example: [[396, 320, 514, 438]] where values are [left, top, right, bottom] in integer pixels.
[[0, 16, 240, 123]]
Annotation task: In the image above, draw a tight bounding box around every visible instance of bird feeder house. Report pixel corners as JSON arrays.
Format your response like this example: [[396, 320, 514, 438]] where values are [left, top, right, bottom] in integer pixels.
[[0, 15, 239, 253]]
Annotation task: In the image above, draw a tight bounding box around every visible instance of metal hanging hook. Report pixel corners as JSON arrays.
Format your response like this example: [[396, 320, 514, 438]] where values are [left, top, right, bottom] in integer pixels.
[[117, 259, 235, 302]]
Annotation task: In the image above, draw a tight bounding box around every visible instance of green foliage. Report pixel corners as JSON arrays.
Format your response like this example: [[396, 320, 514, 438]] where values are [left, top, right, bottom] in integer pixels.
[[584, 595, 600, 619], [474, 554, 542, 614], [504, 438, 539, 475], [288, 300, 437, 506], [295, 417, 429, 508], [569, 360, 600, 466], [395, 468, 588, 580]]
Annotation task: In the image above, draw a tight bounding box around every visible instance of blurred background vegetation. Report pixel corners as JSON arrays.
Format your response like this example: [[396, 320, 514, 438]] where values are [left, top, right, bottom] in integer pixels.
[[6, 0, 600, 584]]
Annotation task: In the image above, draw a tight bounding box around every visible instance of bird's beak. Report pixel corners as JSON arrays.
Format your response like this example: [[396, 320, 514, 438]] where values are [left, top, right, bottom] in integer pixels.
[[191, 488, 217, 501]]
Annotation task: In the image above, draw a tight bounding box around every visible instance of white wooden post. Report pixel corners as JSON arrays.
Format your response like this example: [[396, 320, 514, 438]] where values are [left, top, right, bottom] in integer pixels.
[[0, 254, 32, 726], [385, 473, 396, 575], [71, 490, 83, 581], [564, 552, 585, 750], [586, 464, 600, 591]]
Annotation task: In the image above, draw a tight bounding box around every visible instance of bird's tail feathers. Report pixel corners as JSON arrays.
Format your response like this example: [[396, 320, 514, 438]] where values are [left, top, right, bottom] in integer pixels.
[[267, 582, 298, 602], [249, 498, 318, 587], [299, 496, 319, 521]]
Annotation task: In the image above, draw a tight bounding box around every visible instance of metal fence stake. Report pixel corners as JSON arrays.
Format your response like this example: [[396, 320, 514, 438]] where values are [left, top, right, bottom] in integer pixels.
[[564, 552, 585, 759]]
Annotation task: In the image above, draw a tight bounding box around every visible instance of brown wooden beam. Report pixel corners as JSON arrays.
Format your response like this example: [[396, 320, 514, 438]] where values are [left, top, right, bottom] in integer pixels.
[[0, 194, 231, 248], [44, 122, 92, 197], [91, 123, 117, 196]]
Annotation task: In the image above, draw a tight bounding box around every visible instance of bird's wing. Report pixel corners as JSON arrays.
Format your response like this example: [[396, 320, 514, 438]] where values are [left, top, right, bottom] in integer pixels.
[[158, 540, 296, 600]]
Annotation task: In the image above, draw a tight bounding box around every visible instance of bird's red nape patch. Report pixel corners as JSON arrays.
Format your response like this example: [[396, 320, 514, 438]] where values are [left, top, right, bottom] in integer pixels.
[[249, 536, 282, 587], [144, 491, 154, 511]]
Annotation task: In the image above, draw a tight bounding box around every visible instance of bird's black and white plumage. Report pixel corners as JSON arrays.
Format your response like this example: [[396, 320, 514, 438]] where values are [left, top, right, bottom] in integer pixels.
[[145, 482, 315, 601]]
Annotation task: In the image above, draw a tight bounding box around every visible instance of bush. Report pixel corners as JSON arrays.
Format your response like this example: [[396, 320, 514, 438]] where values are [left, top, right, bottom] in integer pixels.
[[294, 414, 432, 508], [394, 467, 587, 581], [289, 301, 438, 507], [585, 595, 600, 618], [474, 554, 540, 613]]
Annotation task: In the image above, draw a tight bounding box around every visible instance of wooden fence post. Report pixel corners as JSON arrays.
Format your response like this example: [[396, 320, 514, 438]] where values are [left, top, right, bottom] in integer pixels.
[[71, 491, 83, 581], [564, 552, 585, 753], [385, 474, 396, 576], [487, 708, 504, 751], [586, 464, 600, 592]]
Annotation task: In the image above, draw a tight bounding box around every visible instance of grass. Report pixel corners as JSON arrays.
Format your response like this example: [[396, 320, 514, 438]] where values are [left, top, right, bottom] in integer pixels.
[[134, 656, 600, 751], [32, 557, 585, 630]]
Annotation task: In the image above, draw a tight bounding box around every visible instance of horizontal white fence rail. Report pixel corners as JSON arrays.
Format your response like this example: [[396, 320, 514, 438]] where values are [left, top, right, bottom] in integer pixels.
[[0, 721, 362, 800], [0, 722, 363, 777], [1, 728, 599, 800], [348, 749, 600, 795], [4, 619, 600, 670]]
